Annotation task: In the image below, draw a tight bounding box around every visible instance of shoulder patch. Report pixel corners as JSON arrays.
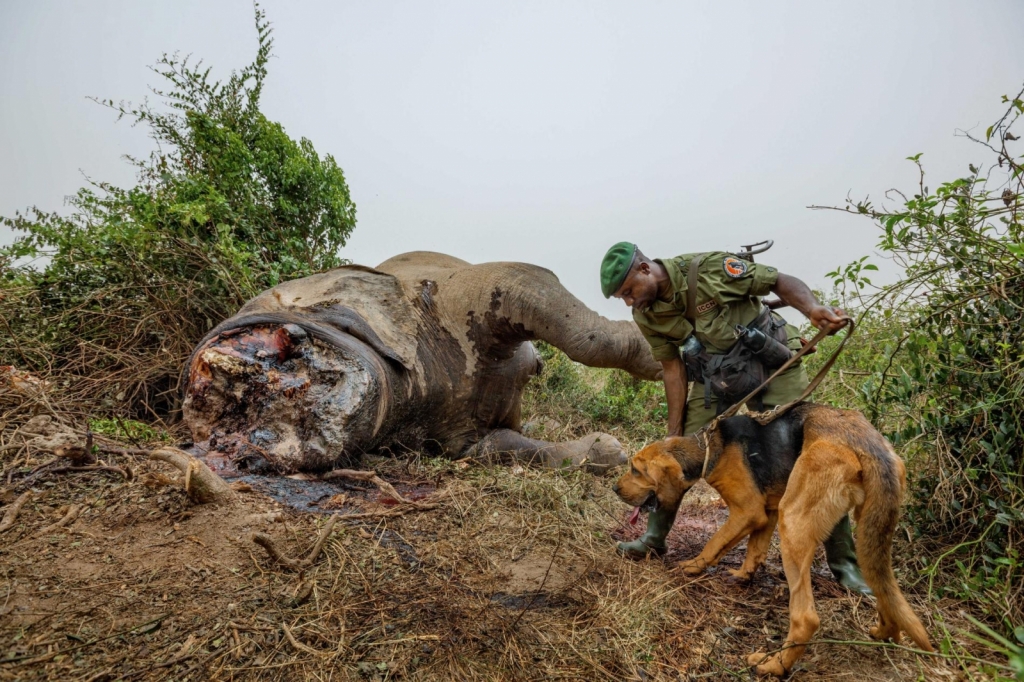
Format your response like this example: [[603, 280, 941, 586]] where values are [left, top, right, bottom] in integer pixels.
[[722, 256, 748, 278], [695, 299, 718, 315]]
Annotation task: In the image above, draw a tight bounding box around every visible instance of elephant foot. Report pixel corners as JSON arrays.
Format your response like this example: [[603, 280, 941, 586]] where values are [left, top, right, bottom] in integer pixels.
[[466, 429, 626, 474]]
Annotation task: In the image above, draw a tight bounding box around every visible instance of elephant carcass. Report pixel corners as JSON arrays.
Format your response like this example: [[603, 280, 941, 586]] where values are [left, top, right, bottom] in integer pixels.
[[182, 252, 661, 474]]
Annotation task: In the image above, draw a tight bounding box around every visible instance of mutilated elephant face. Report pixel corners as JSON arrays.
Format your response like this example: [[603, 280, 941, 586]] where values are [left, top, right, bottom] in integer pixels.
[[183, 324, 389, 473]]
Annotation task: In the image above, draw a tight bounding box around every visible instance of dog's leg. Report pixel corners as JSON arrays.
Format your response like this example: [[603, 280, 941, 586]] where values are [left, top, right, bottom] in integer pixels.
[[678, 501, 767, 576], [730, 509, 777, 581], [747, 442, 856, 677]]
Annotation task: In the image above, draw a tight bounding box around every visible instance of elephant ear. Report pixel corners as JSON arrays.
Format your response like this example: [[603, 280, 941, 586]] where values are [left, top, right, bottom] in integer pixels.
[[208, 266, 421, 371]]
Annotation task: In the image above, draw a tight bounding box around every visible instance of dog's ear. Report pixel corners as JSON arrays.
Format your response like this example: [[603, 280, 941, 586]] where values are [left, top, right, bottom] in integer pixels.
[[662, 436, 693, 460], [648, 448, 685, 508]]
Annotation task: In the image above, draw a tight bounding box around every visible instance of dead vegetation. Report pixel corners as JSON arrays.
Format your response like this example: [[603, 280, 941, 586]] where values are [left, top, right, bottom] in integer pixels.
[[0, 372, 1010, 681]]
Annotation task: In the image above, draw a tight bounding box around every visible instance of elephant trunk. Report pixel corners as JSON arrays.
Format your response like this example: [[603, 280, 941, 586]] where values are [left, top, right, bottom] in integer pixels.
[[442, 262, 662, 380]]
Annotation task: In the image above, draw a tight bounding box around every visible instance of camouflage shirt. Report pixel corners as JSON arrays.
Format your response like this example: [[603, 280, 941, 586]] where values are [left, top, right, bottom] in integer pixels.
[[632, 251, 780, 361]]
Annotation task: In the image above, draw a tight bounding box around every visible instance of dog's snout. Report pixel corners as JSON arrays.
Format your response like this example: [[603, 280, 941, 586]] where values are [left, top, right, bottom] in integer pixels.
[[611, 482, 620, 494]]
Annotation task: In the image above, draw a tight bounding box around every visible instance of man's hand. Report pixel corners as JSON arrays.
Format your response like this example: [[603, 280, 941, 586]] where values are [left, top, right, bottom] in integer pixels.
[[807, 304, 848, 335], [771, 274, 849, 335]]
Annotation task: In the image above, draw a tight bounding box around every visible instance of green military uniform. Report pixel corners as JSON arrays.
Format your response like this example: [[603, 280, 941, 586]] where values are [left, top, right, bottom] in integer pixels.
[[631, 251, 808, 435], [601, 244, 870, 594]]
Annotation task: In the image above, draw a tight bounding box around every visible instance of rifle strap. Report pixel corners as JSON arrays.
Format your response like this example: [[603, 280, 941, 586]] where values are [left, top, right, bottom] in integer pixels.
[[685, 254, 711, 408], [685, 254, 704, 327]]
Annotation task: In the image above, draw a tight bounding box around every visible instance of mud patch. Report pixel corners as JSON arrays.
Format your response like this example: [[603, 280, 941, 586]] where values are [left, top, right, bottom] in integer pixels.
[[220, 472, 437, 514], [500, 553, 569, 593]]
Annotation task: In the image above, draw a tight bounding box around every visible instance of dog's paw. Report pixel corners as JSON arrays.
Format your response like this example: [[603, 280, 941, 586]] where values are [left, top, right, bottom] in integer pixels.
[[746, 652, 786, 678], [869, 622, 900, 643], [678, 559, 707, 576], [727, 567, 754, 582]]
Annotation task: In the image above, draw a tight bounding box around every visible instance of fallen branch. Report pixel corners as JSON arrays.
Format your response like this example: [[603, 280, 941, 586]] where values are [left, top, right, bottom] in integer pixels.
[[251, 533, 302, 570], [335, 503, 442, 522], [251, 514, 339, 571], [287, 579, 315, 607], [301, 514, 339, 565], [282, 623, 320, 656], [0, 491, 33, 534], [49, 465, 133, 481], [35, 504, 82, 536], [149, 447, 232, 504], [321, 468, 410, 504]]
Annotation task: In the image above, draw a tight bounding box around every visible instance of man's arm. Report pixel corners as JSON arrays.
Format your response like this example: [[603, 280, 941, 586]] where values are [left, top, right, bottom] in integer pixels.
[[661, 356, 688, 437], [771, 273, 847, 333]]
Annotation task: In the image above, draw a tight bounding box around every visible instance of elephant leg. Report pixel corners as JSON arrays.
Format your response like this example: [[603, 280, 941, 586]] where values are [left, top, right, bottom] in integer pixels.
[[466, 429, 626, 473]]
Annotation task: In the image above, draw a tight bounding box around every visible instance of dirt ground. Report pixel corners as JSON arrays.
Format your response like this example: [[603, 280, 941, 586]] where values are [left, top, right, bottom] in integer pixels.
[[0, 439, 990, 682]]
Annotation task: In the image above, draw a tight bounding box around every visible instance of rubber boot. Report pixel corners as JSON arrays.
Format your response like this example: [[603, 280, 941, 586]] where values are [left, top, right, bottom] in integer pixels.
[[823, 515, 872, 595], [616, 506, 678, 559]]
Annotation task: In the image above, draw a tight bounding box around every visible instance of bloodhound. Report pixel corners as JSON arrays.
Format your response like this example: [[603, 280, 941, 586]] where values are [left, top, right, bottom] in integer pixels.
[[613, 402, 933, 677]]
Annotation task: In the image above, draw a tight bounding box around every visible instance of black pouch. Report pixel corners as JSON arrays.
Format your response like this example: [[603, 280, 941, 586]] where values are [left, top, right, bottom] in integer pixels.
[[703, 344, 767, 414], [701, 307, 792, 414], [737, 308, 792, 369]]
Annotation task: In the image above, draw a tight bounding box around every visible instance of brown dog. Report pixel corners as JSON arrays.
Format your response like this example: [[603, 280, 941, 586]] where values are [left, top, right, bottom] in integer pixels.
[[612, 402, 933, 677]]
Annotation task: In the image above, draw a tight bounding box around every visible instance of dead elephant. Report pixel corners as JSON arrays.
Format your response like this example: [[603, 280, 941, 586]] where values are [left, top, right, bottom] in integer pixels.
[[183, 251, 661, 474]]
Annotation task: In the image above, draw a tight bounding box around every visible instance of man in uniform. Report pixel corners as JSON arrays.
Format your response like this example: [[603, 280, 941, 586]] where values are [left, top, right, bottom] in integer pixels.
[[599, 242, 869, 594]]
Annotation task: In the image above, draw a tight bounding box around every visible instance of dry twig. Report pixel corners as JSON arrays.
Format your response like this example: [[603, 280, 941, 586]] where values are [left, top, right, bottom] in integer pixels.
[[35, 504, 83, 536], [252, 515, 339, 571], [320, 468, 411, 503], [0, 491, 33, 534], [282, 623, 320, 656]]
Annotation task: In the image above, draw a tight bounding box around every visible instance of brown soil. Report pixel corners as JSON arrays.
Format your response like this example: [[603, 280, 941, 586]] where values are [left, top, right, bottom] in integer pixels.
[[0, 449, 982, 681]]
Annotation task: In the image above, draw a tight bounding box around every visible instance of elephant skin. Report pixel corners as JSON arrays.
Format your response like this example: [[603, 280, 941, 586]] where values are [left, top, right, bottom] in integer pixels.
[[182, 252, 661, 474]]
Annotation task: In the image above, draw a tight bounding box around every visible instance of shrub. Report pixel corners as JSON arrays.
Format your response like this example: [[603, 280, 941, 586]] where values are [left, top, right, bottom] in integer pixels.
[[0, 5, 355, 419], [818, 88, 1024, 628]]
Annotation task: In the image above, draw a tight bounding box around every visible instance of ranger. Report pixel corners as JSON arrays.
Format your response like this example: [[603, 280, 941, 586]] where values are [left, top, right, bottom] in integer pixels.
[[600, 241, 870, 594]]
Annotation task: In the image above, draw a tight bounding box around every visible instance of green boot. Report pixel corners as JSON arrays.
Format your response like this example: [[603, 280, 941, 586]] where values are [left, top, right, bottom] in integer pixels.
[[823, 515, 872, 595], [616, 506, 678, 559]]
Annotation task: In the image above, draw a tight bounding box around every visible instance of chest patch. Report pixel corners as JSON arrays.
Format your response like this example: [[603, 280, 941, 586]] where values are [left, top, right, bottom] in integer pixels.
[[695, 299, 718, 315], [722, 257, 748, 278]]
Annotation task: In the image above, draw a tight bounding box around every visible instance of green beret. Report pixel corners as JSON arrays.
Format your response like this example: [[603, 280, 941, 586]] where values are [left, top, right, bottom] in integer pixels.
[[600, 242, 637, 298]]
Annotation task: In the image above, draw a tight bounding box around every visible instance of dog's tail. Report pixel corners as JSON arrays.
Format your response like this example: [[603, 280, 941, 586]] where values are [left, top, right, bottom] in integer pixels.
[[853, 418, 933, 652]]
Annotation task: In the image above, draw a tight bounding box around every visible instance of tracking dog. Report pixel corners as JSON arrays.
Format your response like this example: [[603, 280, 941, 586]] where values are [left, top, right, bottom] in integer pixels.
[[612, 402, 933, 677]]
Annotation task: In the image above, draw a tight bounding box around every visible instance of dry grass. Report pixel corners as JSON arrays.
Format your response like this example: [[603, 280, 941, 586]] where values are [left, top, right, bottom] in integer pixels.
[[0, 374, 1011, 681]]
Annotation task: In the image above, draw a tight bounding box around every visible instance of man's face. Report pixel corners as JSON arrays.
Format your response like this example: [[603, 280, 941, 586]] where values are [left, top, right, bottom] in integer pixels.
[[613, 262, 659, 313]]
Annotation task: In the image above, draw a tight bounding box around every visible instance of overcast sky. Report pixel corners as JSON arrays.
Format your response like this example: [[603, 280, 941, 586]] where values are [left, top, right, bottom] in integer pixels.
[[2, 1, 1023, 322]]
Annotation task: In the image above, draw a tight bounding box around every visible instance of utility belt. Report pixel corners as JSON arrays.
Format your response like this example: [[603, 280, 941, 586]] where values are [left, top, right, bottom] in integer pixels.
[[680, 306, 794, 414]]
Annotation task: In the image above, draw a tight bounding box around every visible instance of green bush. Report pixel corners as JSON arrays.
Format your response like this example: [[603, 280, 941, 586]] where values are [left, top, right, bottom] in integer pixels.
[[0, 5, 355, 419], [819, 89, 1024, 630]]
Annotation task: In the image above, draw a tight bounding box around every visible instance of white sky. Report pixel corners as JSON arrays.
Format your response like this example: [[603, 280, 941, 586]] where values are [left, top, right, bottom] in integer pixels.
[[2, 1, 1022, 322]]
